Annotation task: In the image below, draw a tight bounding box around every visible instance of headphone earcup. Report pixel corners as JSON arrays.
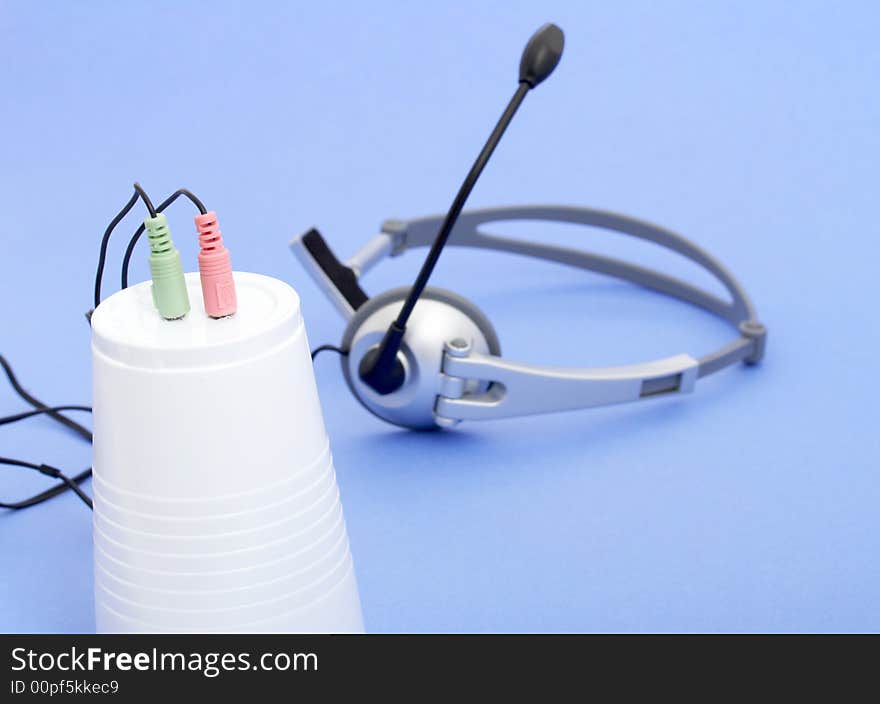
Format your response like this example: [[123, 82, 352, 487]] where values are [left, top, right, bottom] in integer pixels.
[[340, 286, 500, 430]]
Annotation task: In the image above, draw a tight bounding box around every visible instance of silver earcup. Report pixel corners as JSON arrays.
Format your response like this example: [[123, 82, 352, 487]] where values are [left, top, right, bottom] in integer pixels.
[[340, 287, 501, 430]]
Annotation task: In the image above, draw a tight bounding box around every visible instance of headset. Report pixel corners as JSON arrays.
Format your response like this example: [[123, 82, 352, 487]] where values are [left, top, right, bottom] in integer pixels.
[[0, 23, 767, 517], [292, 23, 767, 431]]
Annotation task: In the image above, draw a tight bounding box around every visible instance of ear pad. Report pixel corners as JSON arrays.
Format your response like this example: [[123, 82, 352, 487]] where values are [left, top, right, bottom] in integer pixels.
[[340, 286, 501, 430]]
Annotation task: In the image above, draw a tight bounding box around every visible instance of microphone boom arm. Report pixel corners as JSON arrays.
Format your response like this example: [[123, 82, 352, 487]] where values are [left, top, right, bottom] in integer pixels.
[[358, 83, 531, 394], [358, 23, 565, 395]]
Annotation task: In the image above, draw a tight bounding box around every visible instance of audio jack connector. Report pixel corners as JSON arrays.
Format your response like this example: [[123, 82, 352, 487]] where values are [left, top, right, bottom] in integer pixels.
[[195, 211, 237, 318], [145, 213, 190, 320]]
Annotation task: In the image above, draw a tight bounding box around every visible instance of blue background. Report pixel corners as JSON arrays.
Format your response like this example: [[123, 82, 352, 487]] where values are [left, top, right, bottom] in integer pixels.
[[1, 0, 878, 632]]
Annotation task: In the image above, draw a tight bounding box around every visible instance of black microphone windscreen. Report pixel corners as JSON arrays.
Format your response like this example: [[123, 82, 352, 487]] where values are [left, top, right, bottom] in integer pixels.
[[519, 23, 565, 88]]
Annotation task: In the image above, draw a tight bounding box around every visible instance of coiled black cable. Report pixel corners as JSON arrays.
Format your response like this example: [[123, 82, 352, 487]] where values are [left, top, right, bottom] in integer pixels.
[[93, 190, 140, 309], [0, 405, 91, 427], [0, 457, 92, 510], [0, 355, 91, 443], [0, 355, 93, 510]]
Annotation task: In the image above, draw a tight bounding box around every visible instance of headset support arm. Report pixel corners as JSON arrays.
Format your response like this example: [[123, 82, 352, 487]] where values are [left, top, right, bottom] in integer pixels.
[[434, 339, 698, 425], [290, 205, 766, 424]]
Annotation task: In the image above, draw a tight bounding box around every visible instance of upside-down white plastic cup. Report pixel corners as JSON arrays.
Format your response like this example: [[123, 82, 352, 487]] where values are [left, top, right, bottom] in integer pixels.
[[90, 272, 363, 633]]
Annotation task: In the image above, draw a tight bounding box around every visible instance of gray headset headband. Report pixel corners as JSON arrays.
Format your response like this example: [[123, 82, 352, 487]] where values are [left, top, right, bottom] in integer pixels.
[[293, 205, 766, 424]]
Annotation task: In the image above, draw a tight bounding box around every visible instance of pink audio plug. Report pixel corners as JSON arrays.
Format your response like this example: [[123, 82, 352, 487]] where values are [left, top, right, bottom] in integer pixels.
[[195, 211, 237, 318]]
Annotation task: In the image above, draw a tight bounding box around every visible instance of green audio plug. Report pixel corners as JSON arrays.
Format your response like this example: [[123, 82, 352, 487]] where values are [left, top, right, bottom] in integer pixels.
[[145, 213, 190, 320]]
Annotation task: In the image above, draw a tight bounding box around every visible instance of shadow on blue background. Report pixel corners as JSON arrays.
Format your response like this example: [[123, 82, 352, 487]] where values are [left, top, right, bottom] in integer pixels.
[[1, 0, 878, 632]]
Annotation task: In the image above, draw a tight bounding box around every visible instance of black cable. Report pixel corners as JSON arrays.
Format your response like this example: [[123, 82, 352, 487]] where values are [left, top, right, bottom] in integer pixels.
[[93, 186, 208, 310], [0, 355, 92, 443], [311, 345, 348, 361], [93, 190, 141, 308], [132, 181, 157, 218], [0, 405, 92, 428], [0, 465, 92, 510], [177, 188, 208, 215], [0, 354, 93, 507], [120, 189, 208, 290], [0, 457, 92, 510]]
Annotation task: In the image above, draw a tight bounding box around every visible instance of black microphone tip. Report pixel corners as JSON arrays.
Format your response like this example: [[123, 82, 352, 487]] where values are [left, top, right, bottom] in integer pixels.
[[519, 23, 564, 88]]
